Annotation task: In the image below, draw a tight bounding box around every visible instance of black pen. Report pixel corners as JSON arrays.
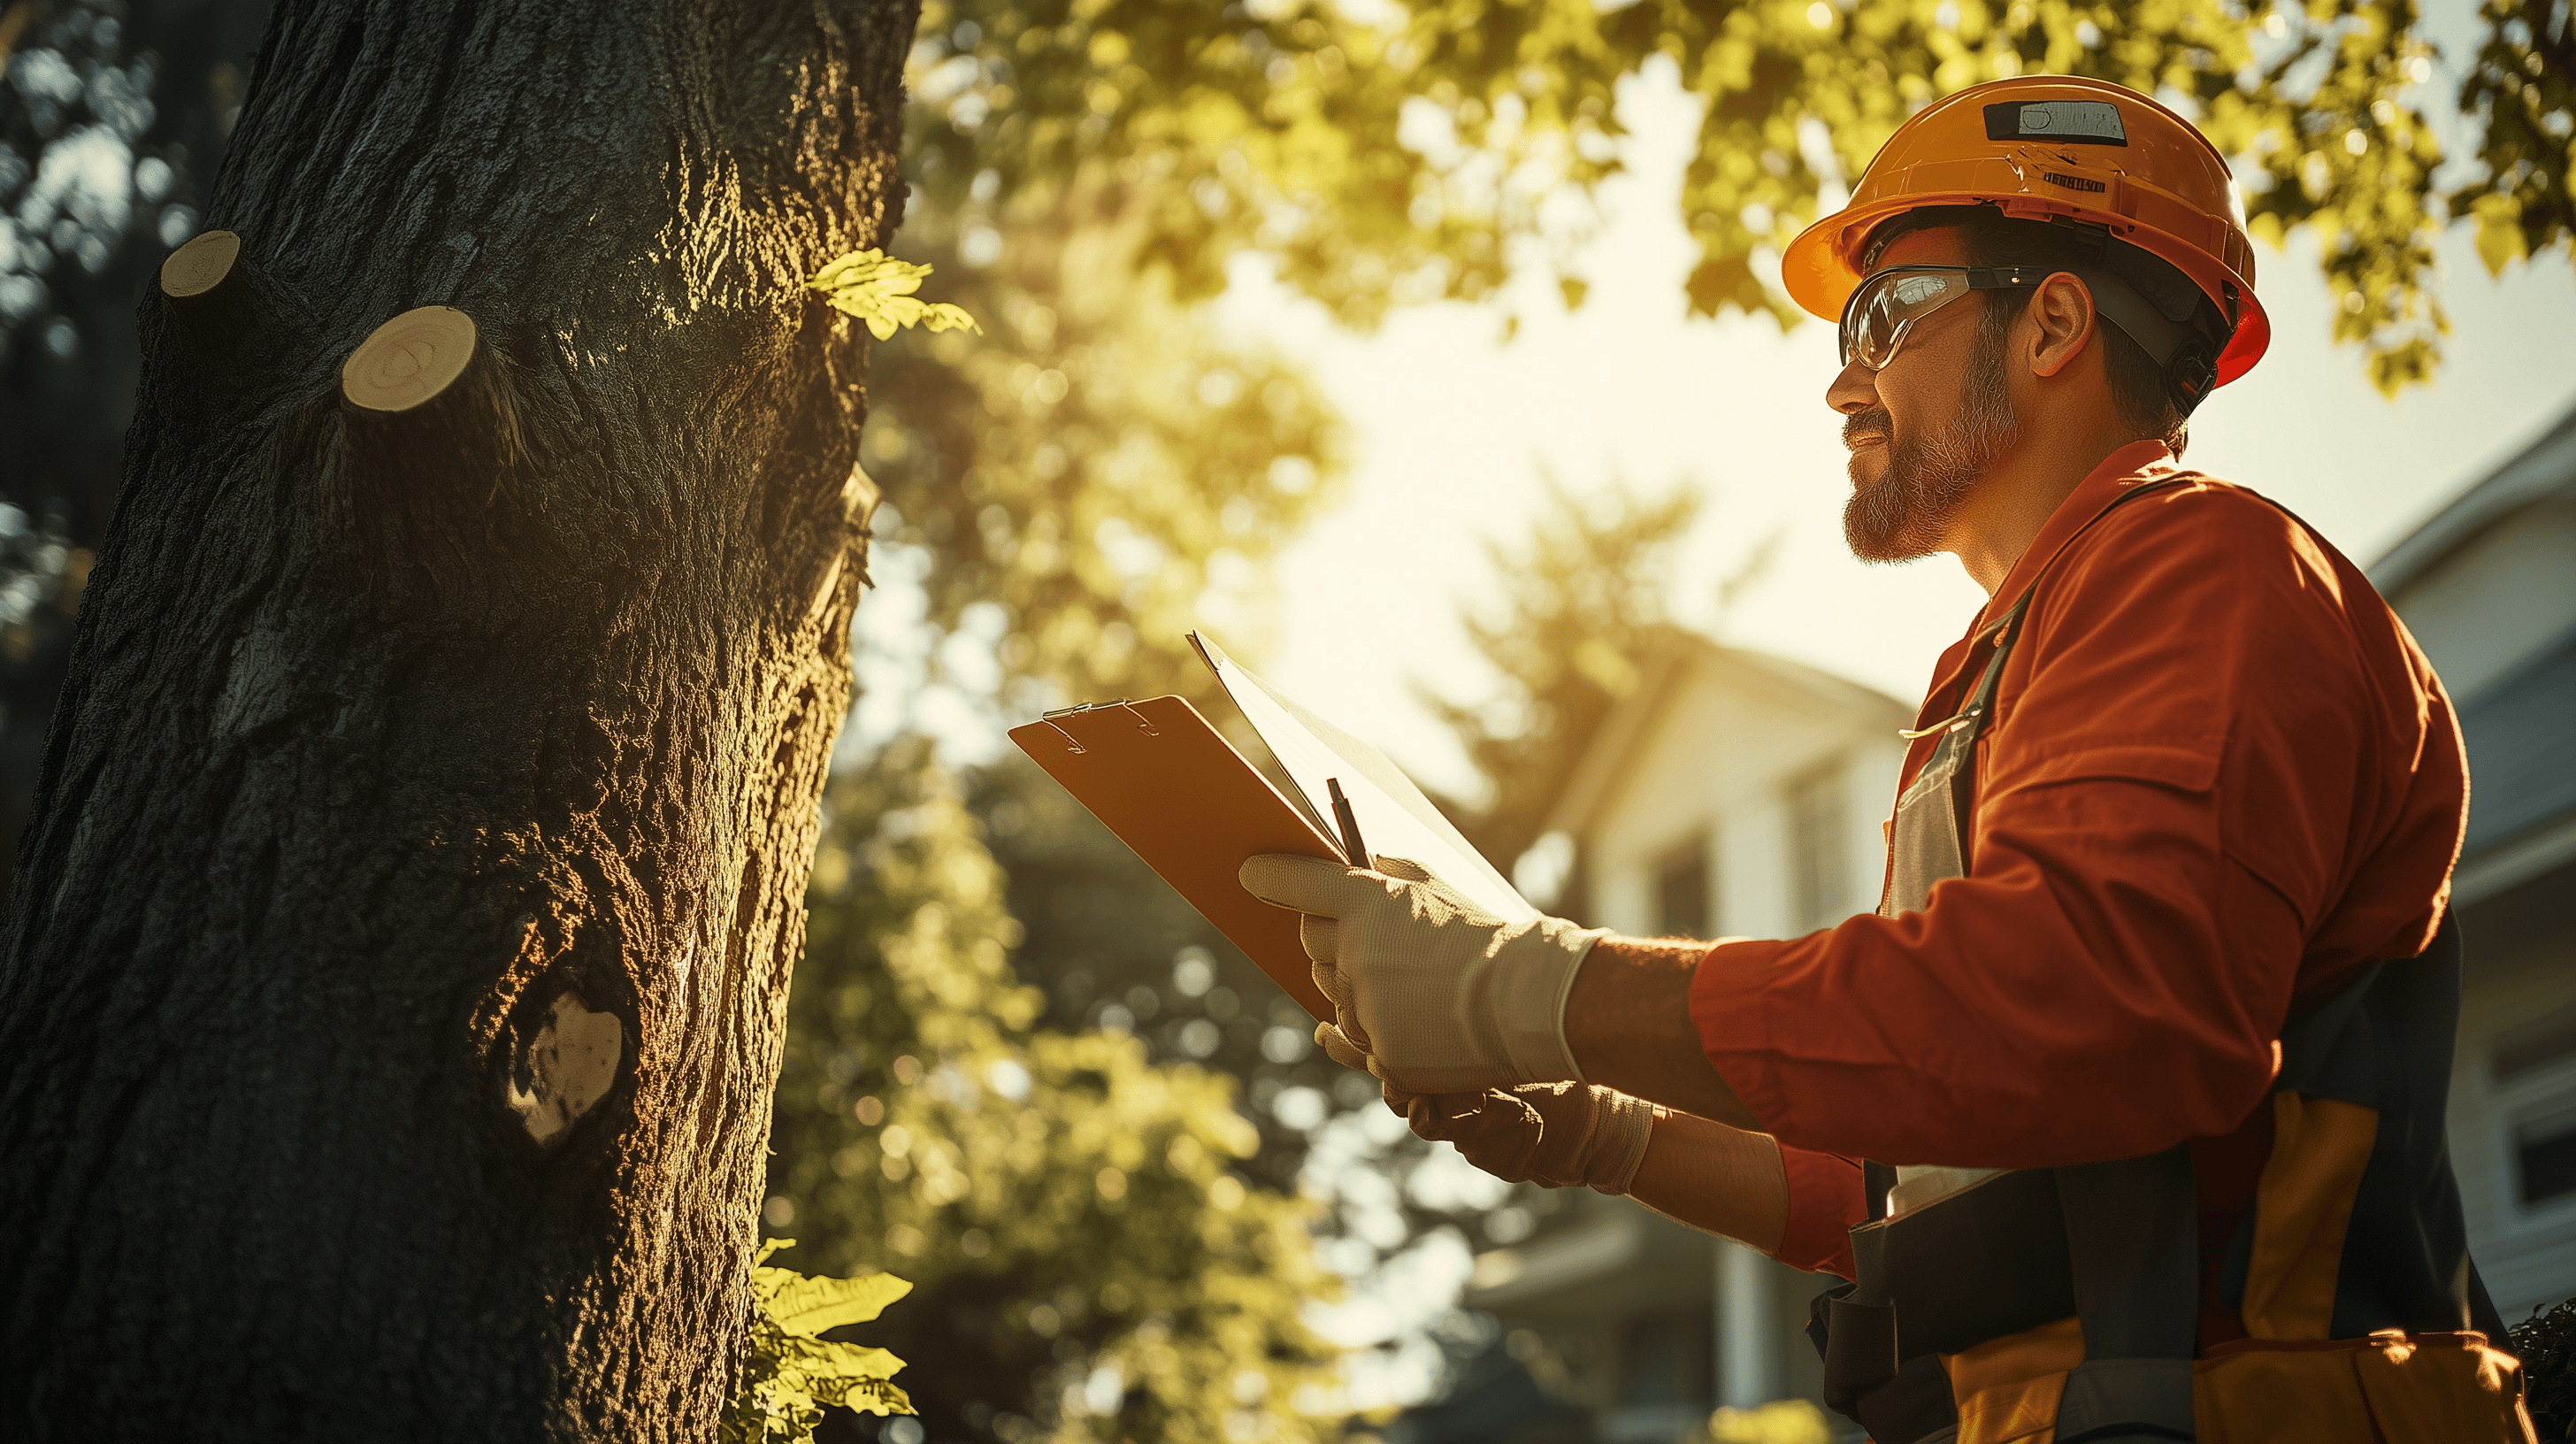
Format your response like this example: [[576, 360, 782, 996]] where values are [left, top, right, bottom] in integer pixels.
[[1327, 777, 1369, 870]]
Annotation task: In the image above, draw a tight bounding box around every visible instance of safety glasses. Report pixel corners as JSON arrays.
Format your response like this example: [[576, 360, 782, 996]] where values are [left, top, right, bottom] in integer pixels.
[[1838, 265, 2045, 370]]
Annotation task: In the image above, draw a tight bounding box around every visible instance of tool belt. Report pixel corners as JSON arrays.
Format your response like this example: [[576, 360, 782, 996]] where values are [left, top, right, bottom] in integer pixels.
[[1809, 1150, 2199, 1442], [1805, 917, 2525, 1444]]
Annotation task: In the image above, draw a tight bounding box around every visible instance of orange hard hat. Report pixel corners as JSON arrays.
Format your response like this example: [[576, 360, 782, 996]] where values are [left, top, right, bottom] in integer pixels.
[[1782, 75, 2269, 390]]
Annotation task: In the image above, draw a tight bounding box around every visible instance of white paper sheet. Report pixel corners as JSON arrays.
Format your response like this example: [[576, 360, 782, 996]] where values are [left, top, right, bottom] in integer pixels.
[[1190, 632, 1537, 923]]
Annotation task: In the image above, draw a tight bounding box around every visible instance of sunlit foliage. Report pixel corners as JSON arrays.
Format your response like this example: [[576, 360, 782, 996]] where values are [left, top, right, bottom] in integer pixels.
[[860, 3, 1353, 718], [727, 1243, 916, 1444], [1698, 1398, 1834, 1443], [905, 0, 2572, 391], [809, 250, 984, 339], [2451, 0, 2576, 289]]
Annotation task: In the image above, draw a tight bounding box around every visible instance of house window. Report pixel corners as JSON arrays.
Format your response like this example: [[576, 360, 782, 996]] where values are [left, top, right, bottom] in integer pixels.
[[1785, 761, 1849, 933], [2494, 1002, 2576, 1215], [2515, 1103, 2576, 1209], [1655, 836, 1711, 940]]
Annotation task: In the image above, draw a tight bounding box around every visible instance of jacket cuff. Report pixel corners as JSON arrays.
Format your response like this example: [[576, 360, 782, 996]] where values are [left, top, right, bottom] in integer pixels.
[[1689, 938, 1794, 1133], [1773, 1145, 1865, 1279]]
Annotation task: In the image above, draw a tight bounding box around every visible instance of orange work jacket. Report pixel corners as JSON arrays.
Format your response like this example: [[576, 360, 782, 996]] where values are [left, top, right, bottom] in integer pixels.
[[1690, 442, 2463, 1300]]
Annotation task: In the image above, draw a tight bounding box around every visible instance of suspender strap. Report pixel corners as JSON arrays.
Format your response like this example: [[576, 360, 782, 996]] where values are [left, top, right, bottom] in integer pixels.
[[1915, 478, 2174, 873], [1941, 588, 2035, 862]]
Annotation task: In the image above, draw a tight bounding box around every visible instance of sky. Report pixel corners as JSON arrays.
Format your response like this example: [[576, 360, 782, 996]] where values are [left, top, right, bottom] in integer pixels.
[[1226, 57, 2576, 806]]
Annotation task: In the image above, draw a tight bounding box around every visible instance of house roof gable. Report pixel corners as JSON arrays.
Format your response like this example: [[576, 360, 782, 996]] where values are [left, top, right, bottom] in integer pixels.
[[1545, 633, 1913, 841], [2370, 399, 2576, 597]]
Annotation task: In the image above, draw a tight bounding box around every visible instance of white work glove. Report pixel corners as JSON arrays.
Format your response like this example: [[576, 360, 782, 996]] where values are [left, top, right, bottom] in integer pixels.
[[1387, 1080, 1657, 1195], [1238, 853, 1606, 1095]]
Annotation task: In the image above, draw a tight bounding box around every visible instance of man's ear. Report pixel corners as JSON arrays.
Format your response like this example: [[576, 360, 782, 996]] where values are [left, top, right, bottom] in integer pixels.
[[2026, 271, 2098, 380]]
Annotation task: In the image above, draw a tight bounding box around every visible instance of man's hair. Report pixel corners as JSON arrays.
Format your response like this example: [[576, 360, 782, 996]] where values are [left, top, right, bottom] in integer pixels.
[[1861, 204, 2193, 458]]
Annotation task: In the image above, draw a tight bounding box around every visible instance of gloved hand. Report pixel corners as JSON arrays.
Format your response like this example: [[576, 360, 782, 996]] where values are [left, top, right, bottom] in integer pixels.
[[1240, 853, 1606, 1095], [1388, 1080, 1657, 1195]]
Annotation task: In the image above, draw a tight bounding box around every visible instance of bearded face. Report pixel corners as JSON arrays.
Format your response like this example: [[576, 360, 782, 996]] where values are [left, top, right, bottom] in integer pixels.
[[1842, 298, 2022, 563]]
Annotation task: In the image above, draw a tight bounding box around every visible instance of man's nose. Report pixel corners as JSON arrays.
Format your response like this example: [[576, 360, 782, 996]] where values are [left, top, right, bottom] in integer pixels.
[[1826, 358, 1879, 415]]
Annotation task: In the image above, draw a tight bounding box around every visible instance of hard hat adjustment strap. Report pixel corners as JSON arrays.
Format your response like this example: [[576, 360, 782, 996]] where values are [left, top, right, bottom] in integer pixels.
[[2025, 217, 2226, 416], [2070, 266, 2220, 416]]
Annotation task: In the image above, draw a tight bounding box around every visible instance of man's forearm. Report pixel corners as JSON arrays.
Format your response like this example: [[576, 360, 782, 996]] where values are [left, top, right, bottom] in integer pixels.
[[1567, 934, 1760, 1129], [1629, 1109, 1789, 1254]]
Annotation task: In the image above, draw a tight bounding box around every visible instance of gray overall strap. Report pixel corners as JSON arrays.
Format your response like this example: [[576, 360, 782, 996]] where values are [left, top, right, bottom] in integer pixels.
[[1880, 587, 2034, 918], [1885, 471, 2182, 917]]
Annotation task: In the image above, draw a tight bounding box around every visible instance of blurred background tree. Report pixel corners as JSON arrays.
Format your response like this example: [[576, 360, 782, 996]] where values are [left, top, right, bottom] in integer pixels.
[[769, 741, 1344, 1444], [0, 0, 267, 892], [1418, 478, 1707, 875]]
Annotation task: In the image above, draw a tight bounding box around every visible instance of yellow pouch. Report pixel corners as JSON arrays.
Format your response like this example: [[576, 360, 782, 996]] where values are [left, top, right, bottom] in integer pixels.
[[2193, 1331, 2534, 1444]]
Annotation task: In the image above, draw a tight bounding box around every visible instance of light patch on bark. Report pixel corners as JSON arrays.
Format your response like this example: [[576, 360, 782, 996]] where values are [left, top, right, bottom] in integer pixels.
[[508, 993, 623, 1144], [843, 464, 880, 526], [212, 625, 297, 738], [805, 553, 844, 626]]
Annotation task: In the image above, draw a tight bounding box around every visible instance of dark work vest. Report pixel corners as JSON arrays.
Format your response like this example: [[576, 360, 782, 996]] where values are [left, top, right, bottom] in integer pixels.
[[1805, 482, 2506, 1444]]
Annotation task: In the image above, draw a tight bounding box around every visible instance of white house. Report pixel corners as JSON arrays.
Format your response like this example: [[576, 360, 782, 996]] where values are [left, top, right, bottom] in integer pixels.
[[2369, 401, 2576, 1329], [1462, 637, 1912, 1438]]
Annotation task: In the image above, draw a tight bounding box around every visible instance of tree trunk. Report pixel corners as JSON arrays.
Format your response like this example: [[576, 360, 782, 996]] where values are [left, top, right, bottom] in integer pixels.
[[0, 3, 916, 1438]]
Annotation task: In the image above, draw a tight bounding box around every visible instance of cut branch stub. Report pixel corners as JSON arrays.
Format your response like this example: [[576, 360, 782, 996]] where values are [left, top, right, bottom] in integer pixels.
[[340, 305, 523, 479], [158, 230, 301, 351], [160, 229, 242, 298], [507, 993, 625, 1147], [343, 305, 482, 413]]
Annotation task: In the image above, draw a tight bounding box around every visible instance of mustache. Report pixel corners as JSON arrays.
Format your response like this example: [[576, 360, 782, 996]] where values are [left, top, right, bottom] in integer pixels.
[[1843, 408, 1893, 448]]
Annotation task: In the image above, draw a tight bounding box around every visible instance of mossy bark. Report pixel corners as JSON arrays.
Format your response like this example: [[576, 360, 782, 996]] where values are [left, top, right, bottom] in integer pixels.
[[0, 2, 916, 1438]]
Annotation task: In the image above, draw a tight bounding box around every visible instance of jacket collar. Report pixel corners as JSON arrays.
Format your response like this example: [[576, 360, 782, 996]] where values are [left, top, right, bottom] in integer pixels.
[[1966, 438, 2178, 642], [1904, 438, 2180, 736]]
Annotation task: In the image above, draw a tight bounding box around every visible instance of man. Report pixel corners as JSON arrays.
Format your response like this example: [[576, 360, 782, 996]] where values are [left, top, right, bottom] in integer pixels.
[[1243, 76, 2538, 1442]]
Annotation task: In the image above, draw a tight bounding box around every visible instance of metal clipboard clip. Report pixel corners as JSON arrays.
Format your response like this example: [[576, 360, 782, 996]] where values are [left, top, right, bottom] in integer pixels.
[[1037, 699, 1161, 755]]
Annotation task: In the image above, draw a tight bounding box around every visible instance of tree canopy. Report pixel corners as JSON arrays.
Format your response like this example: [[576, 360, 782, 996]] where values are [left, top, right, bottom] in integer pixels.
[[907, 0, 2571, 392]]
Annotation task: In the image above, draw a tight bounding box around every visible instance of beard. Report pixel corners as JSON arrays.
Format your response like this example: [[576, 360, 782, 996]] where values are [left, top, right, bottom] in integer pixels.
[[1843, 306, 2021, 563]]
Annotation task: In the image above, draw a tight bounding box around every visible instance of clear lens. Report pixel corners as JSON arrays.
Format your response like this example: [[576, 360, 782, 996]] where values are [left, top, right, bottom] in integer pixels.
[[1842, 269, 1970, 369]]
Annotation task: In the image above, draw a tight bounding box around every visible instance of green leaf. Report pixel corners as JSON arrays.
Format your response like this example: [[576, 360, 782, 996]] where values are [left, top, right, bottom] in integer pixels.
[[770, 1337, 914, 1416], [805, 249, 982, 338], [771, 1336, 908, 1387], [2472, 194, 2528, 278], [762, 1271, 913, 1336], [832, 1379, 915, 1418], [730, 1255, 916, 1442]]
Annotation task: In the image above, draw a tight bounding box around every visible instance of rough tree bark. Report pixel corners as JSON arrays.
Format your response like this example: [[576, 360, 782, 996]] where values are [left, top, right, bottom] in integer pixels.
[[0, 2, 916, 1439]]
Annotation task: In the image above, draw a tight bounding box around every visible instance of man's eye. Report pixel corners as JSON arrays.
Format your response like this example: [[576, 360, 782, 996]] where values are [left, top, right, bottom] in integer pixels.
[[1891, 275, 1949, 305]]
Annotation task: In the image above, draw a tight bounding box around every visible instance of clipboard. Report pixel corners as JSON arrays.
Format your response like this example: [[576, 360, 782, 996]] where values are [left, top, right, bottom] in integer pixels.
[[1008, 696, 1339, 1020]]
